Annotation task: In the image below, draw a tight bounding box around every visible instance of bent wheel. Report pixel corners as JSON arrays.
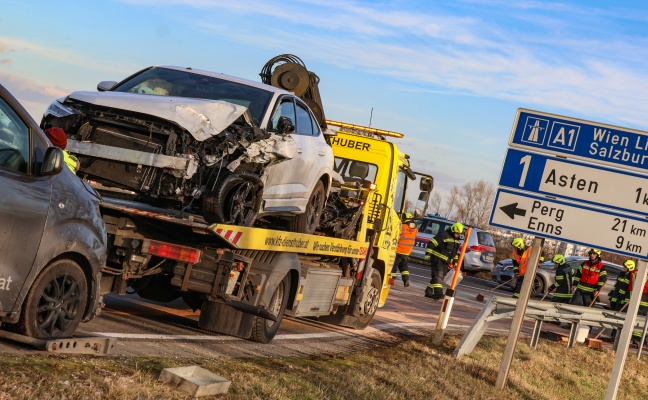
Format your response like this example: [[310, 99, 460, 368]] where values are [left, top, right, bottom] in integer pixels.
[[203, 170, 263, 226], [289, 180, 325, 234], [250, 274, 291, 343], [18, 259, 88, 338]]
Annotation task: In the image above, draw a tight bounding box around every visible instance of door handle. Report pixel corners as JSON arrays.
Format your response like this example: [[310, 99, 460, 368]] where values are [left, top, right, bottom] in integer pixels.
[[318, 151, 325, 156]]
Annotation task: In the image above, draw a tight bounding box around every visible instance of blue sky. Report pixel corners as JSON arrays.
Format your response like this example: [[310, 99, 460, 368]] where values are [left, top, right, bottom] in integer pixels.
[[2, 0, 648, 198]]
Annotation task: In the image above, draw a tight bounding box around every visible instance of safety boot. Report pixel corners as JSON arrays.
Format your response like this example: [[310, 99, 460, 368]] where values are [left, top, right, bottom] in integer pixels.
[[425, 287, 435, 299], [403, 278, 410, 288]]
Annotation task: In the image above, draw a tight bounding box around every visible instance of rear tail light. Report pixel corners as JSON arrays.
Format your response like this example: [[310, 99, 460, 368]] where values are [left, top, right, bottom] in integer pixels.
[[142, 240, 201, 263], [467, 245, 495, 253]]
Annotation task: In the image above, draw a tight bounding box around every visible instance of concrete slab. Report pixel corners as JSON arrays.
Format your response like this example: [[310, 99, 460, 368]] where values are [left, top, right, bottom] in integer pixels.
[[159, 366, 231, 397]]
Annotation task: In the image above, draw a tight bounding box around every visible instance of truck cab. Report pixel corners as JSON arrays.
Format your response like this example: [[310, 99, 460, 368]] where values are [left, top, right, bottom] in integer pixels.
[[327, 121, 433, 306]]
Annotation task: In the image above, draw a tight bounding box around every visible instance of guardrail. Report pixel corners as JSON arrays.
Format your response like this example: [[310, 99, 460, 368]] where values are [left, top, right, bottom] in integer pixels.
[[453, 296, 648, 358]]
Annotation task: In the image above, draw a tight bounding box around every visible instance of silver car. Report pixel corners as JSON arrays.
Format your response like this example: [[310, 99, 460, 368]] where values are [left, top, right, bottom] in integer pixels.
[[491, 256, 624, 307], [410, 215, 496, 272], [41, 66, 334, 233]]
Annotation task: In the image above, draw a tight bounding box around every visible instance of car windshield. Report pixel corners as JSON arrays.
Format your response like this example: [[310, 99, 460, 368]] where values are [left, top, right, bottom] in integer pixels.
[[111, 67, 273, 127], [477, 231, 495, 247]]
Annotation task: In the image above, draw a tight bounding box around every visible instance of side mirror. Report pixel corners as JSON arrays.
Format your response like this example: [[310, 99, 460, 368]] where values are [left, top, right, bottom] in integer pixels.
[[40, 147, 64, 176], [276, 116, 294, 134], [322, 128, 337, 137], [97, 81, 118, 91], [420, 176, 434, 192]]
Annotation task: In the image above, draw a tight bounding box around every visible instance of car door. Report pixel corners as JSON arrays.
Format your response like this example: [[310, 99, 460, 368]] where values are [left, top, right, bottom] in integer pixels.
[[0, 91, 51, 312], [262, 96, 331, 212]]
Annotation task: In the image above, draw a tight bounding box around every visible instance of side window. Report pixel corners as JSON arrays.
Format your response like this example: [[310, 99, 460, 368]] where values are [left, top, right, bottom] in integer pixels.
[[393, 169, 407, 215], [311, 112, 321, 136], [605, 266, 620, 281], [295, 102, 314, 136], [0, 97, 29, 173], [269, 98, 296, 132]]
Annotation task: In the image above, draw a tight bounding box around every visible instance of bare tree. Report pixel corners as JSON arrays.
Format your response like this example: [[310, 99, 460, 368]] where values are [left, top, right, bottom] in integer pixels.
[[445, 186, 460, 219], [452, 180, 496, 228], [428, 191, 443, 215]]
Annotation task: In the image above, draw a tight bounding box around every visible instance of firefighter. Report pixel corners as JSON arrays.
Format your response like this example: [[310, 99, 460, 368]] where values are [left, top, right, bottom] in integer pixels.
[[424, 222, 462, 300], [570, 248, 607, 307], [511, 238, 532, 299], [43, 127, 79, 173], [390, 212, 417, 287], [609, 260, 637, 312], [547, 254, 573, 303]]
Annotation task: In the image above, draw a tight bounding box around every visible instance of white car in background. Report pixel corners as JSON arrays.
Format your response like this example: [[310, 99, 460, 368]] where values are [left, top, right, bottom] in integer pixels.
[[41, 66, 334, 233]]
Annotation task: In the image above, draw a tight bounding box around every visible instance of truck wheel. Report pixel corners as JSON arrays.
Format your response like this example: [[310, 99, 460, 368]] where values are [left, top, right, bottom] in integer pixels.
[[250, 274, 290, 343], [203, 170, 262, 226], [355, 269, 382, 329], [533, 274, 545, 295], [18, 259, 88, 338], [289, 180, 325, 234]]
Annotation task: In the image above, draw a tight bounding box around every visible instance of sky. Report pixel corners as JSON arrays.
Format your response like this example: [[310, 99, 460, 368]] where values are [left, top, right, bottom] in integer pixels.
[[2, 0, 648, 200]]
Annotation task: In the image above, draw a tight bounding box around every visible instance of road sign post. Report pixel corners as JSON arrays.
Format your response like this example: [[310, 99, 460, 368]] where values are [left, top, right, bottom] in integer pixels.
[[495, 237, 544, 389]]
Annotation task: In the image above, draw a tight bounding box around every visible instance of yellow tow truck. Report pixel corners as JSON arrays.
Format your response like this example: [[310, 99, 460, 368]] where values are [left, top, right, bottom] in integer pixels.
[[96, 55, 433, 343], [98, 120, 431, 342]]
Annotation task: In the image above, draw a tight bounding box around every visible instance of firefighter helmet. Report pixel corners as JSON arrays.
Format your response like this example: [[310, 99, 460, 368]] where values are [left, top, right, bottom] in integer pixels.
[[552, 254, 566, 265], [511, 238, 525, 250], [403, 212, 413, 220], [451, 222, 464, 234], [588, 248, 602, 258], [624, 260, 636, 271]]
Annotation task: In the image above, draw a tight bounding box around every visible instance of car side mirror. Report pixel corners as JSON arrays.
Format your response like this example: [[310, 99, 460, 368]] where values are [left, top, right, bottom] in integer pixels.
[[40, 147, 64, 176], [276, 116, 294, 134], [97, 81, 118, 91], [322, 128, 337, 137]]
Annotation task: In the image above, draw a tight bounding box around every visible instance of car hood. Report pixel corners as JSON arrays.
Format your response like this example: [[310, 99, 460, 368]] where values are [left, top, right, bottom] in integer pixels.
[[65, 91, 254, 142]]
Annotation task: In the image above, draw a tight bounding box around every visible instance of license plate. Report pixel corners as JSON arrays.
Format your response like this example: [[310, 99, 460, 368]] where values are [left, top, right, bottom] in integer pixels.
[[484, 254, 494, 262]]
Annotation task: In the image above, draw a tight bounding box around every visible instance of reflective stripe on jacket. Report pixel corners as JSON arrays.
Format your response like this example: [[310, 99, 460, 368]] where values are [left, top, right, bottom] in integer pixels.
[[396, 224, 418, 256], [425, 230, 460, 264], [552, 263, 573, 298], [574, 260, 607, 292], [511, 246, 532, 276]]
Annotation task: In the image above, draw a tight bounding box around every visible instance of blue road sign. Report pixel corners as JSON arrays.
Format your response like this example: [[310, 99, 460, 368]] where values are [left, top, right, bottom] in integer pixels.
[[490, 189, 648, 259], [499, 148, 648, 216], [509, 109, 648, 174]]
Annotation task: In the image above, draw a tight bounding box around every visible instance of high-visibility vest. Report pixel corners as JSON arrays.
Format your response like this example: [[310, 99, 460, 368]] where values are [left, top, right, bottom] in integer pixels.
[[511, 246, 532, 276], [580, 261, 605, 286], [396, 224, 418, 256]]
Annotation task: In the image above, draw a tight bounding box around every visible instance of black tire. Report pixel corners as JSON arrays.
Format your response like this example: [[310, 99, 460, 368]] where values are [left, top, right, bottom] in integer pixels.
[[203, 170, 263, 226], [533, 274, 545, 295], [250, 274, 291, 343], [18, 259, 88, 339], [354, 269, 382, 329], [289, 180, 325, 234]]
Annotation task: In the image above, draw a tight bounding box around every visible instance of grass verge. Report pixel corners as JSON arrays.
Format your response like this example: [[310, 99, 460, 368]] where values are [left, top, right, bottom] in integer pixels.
[[0, 334, 647, 399]]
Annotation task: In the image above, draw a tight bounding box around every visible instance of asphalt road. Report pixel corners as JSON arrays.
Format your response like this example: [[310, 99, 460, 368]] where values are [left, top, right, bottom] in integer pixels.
[[0, 261, 564, 357]]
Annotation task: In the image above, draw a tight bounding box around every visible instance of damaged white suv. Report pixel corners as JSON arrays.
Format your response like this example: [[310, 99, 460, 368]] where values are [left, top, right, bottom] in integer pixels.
[[41, 66, 335, 233]]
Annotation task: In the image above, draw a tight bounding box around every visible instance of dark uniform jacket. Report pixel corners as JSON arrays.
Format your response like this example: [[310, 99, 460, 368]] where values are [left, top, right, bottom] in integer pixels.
[[425, 229, 460, 265], [551, 263, 573, 300]]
